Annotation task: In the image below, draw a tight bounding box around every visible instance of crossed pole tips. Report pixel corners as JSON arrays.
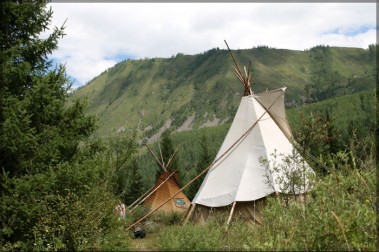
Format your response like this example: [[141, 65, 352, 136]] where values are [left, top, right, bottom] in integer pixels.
[[224, 40, 253, 96]]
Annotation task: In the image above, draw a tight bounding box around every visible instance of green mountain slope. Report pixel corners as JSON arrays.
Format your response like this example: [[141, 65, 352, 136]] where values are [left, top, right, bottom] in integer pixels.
[[137, 88, 376, 188], [69, 45, 375, 141]]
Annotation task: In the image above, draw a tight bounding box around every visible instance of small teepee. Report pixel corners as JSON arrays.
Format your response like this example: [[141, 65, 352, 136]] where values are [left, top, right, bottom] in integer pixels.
[[184, 41, 314, 225], [140, 144, 190, 213]]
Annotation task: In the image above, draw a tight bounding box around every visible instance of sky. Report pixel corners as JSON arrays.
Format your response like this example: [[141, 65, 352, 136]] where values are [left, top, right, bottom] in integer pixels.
[[46, 2, 377, 89]]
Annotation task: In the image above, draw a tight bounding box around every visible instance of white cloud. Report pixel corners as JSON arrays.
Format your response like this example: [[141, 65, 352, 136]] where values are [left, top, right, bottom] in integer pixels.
[[46, 3, 377, 88]]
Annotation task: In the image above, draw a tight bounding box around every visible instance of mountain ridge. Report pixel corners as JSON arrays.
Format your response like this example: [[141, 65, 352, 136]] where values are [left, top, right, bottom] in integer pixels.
[[69, 45, 376, 142]]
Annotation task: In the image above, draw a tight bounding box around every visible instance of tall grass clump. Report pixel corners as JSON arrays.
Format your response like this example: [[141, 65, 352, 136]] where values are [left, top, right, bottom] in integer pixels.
[[156, 214, 227, 251], [156, 150, 376, 251], [256, 161, 376, 251]]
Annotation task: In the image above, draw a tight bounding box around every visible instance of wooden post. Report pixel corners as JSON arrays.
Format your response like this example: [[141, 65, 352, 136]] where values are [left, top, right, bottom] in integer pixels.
[[226, 201, 237, 227], [181, 203, 196, 225], [222, 201, 237, 240]]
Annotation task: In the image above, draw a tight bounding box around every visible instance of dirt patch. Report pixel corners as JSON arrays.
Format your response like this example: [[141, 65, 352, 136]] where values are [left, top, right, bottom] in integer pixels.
[[199, 114, 221, 128], [176, 113, 195, 132], [146, 119, 172, 144]]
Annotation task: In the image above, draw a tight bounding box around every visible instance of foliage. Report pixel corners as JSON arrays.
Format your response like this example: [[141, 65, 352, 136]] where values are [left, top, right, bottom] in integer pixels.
[[125, 205, 150, 227], [0, 1, 96, 178], [123, 158, 145, 205], [260, 165, 376, 251], [288, 88, 375, 174], [150, 211, 185, 226], [0, 0, 96, 250], [156, 219, 225, 251], [1, 150, 117, 251], [260, 149, 315, 195], [97, 225, 132, 252], [291, 111, 342, 174], [103, 131, 143, 204], [186, 133, 212, 199], [0, 2, 139, 250], [160, 130, 179, 172], [305, 45, 333, 101], [156, 152, 376, 251]]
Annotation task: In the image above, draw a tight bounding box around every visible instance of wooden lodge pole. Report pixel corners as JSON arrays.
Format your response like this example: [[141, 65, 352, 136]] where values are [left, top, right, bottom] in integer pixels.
[[146, 144, 165, 170], [225, 40, 253, 96], [128, 170, 177, 213], [127, 185, 155, 210], [226, 201, 237, 227], [224, 40, 245, 83], [180, 203, 196, 225]]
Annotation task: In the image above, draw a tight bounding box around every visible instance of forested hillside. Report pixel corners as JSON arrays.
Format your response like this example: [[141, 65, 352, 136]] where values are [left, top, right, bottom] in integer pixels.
[[135, 88, 376, 194], [69, 45, 376, 141]]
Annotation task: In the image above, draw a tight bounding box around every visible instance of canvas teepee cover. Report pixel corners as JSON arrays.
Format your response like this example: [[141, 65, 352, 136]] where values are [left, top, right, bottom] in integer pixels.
[[190, 87, 314, 224], [139, 144, 191, 214], [143, 171, 190, 213]]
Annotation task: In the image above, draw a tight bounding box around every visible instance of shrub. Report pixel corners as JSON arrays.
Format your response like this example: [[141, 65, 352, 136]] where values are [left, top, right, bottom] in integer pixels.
[[258, 164, 376, 251]]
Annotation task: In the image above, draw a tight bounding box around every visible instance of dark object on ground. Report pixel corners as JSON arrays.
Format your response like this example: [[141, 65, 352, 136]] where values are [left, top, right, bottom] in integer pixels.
[[134, 230, 146, 239]]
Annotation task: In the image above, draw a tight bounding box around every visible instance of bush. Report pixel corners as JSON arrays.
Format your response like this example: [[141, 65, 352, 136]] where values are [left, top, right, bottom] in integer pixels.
[[98, 225, 133, 251], [258, 164, 376, 251]]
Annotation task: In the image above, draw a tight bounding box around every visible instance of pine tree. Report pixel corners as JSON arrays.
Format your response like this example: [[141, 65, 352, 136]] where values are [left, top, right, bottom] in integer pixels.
[[159, 130, 188, 188], [160, 130, 179, 172], [124, 158, 145, 205], [0, 0, 95, 177], [0, 1, 97, 249], [187, 134, 212, 199]]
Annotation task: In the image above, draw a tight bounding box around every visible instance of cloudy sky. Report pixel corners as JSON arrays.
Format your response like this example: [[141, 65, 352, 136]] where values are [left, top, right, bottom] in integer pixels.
[[46, 2, 377, 89]]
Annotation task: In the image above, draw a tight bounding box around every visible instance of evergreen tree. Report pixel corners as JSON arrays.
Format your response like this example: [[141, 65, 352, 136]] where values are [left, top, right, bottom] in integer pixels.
[[294, 110, 342, 175], [159, 130, 188, 188], [0, 1, 105, 250], [0, 0, 95, 177], [123, 158, 145, 206], [160, 130, 179, 172], [187, 134, 212, 199], [305, 45, 342, 101], [108, 131, 138, 198]]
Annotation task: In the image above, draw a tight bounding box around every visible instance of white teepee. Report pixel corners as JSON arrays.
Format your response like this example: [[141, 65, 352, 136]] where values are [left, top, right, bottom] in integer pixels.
[[188, 88, 314, 224], [185, 41, 314, 225]]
